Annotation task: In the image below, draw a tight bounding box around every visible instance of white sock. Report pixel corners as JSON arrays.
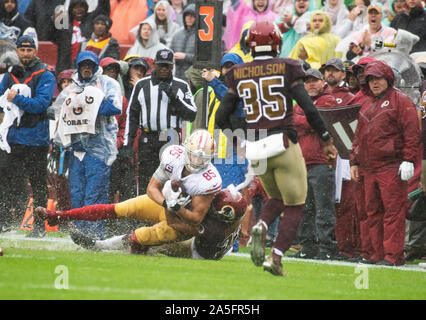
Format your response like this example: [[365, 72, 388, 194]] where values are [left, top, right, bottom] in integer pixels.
[[94, 235, 127, 251], [261, 220, 268, 232], [273, 248, 284, 257]]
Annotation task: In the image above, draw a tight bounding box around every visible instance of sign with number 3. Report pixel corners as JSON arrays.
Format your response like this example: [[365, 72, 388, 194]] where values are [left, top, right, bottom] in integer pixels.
[[194, 0, 223, 70]]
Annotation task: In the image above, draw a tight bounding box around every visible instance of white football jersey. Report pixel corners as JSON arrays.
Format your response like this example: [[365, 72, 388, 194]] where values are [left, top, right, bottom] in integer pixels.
[[154, 145, 222, 196]]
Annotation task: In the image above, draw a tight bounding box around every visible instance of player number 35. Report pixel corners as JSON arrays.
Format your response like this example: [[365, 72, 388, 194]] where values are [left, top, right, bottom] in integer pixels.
[[237, 76, 287, 123]]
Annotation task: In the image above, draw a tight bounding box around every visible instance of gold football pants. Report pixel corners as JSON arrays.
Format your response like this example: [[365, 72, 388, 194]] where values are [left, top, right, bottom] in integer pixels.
[[257, 140, 307, 206], [114, 194, 183, 246]]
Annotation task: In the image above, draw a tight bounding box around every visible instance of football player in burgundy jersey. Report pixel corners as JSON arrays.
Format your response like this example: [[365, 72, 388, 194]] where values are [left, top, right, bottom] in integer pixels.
[[36, 130, 239, 254], [215, 20, 337, 276]]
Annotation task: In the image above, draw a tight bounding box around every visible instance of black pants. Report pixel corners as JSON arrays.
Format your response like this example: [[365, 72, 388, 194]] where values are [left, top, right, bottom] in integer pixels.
[[137, 130, 176, 195], [109, 153, 137, 203], [0, 144, 49, 229]]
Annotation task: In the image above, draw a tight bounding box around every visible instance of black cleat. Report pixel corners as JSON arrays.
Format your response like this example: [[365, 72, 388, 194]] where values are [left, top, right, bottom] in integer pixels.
[[376, 259, 397, 267], [287, 248, 317, 259], [405, 249, 426, 261], [0, 224, 12, 233], [70, 230, 96, 250], [314, 252, 348, 261]]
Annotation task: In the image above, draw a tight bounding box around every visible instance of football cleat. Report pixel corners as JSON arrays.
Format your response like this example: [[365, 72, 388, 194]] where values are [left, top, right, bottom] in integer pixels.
[[250, 220, 266, 267], [70, 230, 96, 250], [34, 206, 60, 226], [263, 255, 287, 277], [0, 224, 12, 233]]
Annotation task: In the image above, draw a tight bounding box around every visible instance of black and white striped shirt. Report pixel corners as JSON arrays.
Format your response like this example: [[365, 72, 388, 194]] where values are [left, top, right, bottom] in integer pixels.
[[125, 73, 197, 143]]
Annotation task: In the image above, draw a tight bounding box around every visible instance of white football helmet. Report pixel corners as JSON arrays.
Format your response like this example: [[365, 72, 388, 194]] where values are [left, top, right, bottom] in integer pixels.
[[184, 129, 216, 173]]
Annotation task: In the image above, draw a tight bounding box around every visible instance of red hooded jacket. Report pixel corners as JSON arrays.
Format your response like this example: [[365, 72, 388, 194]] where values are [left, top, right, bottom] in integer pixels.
[[350, 60, 421, 170], [324, 82, 354, 106], [347, 56, 377, 105], [294, 90, 338, 166]]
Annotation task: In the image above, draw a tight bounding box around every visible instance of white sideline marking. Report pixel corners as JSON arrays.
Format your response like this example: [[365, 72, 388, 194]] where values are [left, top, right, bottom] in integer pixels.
[[0, 232, 72, 243], [229, 252, 426, 273]]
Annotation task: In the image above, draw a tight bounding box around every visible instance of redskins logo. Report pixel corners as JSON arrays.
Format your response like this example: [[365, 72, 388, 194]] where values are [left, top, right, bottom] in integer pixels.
[[220, 205, 235, 220], [381, 100, 390, 108]]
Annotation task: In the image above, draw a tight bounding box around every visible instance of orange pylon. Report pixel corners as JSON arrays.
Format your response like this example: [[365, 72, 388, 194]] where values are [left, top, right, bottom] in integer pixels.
[[44, 198, 58, 232], [20, 198, 58, 232], [20, 197, 34, 231]]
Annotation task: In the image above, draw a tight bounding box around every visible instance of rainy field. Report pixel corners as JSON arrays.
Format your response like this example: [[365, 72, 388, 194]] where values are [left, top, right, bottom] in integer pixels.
[[0, 231, 425, 301]]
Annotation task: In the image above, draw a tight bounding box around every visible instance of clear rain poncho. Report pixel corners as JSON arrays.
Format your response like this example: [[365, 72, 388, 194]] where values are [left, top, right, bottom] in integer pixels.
[[50, 68, 122, 166]]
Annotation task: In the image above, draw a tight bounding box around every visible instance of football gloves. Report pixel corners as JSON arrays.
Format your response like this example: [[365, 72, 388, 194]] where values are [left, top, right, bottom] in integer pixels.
[[162, 180, 185, 211]]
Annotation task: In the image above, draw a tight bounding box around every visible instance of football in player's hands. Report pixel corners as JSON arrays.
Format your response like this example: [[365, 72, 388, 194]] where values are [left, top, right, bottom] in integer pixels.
[[170, 180, 182, 192], [170, 180, 191, 208], [171, 180, 188, 197]]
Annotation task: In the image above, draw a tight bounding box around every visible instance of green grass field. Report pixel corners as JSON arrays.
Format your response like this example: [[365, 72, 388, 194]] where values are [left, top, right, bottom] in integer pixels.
[[1, 232, 425, 300]]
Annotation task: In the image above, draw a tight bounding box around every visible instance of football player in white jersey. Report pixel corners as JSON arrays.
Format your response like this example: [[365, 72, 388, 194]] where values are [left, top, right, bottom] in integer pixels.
[[69, 187, 248, 260], [36, 130, 224, 251]]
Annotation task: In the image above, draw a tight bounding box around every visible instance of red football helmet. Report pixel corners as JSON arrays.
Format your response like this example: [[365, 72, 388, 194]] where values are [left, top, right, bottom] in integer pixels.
[[213, 189, 247, 221], [247, 20, 282, 55]]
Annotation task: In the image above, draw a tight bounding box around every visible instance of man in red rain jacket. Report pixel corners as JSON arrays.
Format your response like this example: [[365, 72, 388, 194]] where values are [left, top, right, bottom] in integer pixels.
[[322, 58, 354, 106], [350, 60, 421, 266], [321, 58, 360, 259]]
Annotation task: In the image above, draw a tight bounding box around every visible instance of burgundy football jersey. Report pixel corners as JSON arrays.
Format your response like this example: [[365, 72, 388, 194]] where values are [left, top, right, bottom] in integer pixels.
[[226, 57, 306, 134], [194, 208, 241, 260]]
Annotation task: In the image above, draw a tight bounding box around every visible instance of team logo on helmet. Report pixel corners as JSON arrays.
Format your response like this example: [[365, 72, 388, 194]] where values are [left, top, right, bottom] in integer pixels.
[[219, 205, 236, 221], [212, 188, 247, 222]]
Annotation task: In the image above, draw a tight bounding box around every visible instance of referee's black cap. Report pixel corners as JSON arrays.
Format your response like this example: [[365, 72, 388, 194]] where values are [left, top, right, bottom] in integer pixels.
[[155, 49, 174, 65]]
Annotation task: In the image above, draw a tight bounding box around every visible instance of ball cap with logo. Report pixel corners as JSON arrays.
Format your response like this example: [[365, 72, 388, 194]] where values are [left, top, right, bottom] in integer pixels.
[[304, 68, 324, 81], [155, 49, 174, 65], [321, 58, 346, 72], [16, 35, 36, 49]]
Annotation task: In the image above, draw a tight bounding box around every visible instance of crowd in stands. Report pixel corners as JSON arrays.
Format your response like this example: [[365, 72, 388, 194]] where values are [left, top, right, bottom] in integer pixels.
[[0, 0, 425, 265]]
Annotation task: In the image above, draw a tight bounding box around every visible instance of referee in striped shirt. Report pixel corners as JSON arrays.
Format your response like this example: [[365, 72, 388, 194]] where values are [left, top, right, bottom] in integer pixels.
[[125, 49, 197, 194]]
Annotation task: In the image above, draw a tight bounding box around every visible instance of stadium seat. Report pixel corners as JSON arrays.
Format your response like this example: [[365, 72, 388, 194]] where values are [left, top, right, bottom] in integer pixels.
[[37, 42, 132, 68], [37, 41, 58, 67]]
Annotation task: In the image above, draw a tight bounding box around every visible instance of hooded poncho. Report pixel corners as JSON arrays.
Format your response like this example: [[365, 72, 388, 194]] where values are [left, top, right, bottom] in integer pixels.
[[290, 11, 341, 64], [223, 0, 278, 50]]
